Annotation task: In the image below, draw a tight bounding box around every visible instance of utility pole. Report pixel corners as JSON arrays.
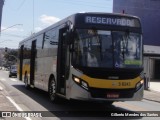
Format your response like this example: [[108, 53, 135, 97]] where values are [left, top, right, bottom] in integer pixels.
[[32, 0, 35, 33], [0, 0, 4, 31]]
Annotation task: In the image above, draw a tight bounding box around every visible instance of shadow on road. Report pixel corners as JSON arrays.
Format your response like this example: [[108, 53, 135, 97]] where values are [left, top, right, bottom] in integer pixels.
[[12, 84, 143, 119]]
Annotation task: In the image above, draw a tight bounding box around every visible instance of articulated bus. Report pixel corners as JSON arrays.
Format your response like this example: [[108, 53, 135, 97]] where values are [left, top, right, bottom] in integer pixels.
[[18, 12, 144, 104]]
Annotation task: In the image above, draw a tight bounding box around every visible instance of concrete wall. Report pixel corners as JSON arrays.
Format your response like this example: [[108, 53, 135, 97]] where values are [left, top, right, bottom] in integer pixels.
[[113, 0, 160, 46]]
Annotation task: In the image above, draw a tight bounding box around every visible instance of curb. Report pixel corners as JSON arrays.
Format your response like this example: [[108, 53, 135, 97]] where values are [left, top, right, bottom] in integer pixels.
[[143, 89, 160, 103], [143, 98, 160, 103]]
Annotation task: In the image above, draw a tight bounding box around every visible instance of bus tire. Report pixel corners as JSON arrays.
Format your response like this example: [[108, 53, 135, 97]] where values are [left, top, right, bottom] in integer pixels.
[[49, 77, 59, 103], [105, 101, 114, 105], [24, 74, 29, 89]]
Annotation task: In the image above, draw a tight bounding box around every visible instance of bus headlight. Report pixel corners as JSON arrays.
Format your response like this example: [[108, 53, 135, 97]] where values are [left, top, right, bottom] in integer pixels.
[[136, 80, 144, 91], [81, 80, 89, 90], [73, 77, 80, 83], [73, 75, 89, 91]]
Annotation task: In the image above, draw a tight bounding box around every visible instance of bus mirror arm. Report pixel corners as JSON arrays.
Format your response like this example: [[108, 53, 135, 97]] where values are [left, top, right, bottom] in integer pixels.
[[66, 31, 74, 45]]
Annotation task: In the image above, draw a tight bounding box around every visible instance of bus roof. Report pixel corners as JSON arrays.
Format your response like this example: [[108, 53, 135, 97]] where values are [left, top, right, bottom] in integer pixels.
[[19, 12, 141, 45]]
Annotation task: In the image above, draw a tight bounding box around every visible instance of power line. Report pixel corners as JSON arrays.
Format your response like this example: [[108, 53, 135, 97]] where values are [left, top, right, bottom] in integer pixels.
[[0, 33, 27, 38], [0, 24, 23, 32], [54, 0, 112, 9], [6, 0, 26, 11], [16, 0, 26, 10], [61, 0, 112, 6]]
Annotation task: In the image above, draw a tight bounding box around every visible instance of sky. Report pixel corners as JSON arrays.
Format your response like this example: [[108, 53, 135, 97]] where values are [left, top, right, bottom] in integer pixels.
[[0, 0, 113, 49]]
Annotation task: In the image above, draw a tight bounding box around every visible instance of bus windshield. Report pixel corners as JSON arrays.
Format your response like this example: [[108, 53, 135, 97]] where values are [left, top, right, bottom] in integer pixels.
[[72, 29, 142, 68]]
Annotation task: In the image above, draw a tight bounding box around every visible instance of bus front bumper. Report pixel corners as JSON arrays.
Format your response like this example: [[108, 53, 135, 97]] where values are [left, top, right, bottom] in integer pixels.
[[69, 83, 144, 102]]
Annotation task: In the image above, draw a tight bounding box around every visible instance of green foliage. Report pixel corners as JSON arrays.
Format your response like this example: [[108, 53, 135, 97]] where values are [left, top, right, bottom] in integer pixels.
[[4, 49, 18, 64]]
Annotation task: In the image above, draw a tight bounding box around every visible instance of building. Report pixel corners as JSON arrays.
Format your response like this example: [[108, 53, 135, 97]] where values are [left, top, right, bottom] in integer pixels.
[[0, 0, 4, 31], [113, 0, 160, 82]]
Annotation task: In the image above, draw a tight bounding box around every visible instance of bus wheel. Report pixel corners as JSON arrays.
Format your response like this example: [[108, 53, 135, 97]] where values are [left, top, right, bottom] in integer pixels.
[[49, 78, 57, 102], [24, 75, 29, 89], [105, 101, 114, 105]]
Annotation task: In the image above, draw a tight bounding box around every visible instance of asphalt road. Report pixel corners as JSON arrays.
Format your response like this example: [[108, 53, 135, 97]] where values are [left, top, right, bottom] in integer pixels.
[[0, 70, 160, 120]]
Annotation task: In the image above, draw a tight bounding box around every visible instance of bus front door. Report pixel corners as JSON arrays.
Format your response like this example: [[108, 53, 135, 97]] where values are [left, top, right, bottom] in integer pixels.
[[57, 27, 70, 95], [19, 45, 24, 80], [30, 40, 36, 86]]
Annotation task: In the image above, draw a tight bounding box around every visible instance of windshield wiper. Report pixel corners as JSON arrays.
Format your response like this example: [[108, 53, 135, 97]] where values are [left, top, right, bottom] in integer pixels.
[[121, 31, 130, 61]]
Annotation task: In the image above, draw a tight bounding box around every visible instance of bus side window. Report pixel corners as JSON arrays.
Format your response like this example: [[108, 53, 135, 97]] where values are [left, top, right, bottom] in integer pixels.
[[43, 29, 57, 49], [42, 33, 45, 49]]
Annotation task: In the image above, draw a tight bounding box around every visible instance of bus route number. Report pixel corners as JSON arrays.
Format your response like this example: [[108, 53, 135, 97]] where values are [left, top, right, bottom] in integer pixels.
[[118, 82, 131, 86]]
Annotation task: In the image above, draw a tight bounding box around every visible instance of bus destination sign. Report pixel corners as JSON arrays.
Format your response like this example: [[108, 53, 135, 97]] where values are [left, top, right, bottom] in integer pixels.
[[85, 16, 138, 27]]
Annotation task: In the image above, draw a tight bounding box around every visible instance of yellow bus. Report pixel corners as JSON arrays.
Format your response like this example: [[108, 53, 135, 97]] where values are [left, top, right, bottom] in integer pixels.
[[18, 12, 144, 104]]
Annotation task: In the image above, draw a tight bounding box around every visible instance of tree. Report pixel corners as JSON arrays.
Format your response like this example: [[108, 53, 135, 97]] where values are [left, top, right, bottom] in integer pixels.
[[4, 48, 18, 66]]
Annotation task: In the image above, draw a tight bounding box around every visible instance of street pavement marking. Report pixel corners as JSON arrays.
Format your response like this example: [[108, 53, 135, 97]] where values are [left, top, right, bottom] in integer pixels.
[[0, 78, 18, 82], [114, 102, 149, 111], [10, 78, 18, 82], [0, 78, 6, 81], [6, 96, 32, 120], [0, 86, 3, 90]]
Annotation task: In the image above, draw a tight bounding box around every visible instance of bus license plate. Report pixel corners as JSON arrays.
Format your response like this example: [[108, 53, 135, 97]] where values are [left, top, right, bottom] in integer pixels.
[[107, 93, 119, 98]]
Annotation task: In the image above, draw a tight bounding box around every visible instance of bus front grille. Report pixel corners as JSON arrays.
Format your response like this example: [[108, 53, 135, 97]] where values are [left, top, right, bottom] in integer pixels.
[[90, 88, 135, 99]]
